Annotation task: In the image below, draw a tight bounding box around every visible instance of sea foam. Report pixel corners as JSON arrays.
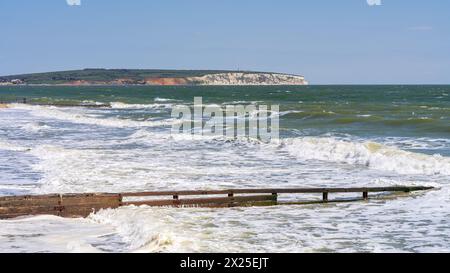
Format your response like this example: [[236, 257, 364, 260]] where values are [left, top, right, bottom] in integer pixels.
[[10, 104, 178, 128], [283, 137, 450, 175], [109, 102, 173, 109]]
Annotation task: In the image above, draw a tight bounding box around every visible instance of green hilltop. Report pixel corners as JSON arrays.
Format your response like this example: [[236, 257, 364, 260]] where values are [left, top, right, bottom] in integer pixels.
[[0, 68, 260, 84]]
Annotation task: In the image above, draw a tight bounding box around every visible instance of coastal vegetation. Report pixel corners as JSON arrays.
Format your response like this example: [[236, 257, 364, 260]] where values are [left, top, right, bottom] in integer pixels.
[[0, 69, 308, 86]]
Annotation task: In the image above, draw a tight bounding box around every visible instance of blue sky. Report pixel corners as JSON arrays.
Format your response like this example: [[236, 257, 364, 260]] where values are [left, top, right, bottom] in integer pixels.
[[0, 0, 449, 84]]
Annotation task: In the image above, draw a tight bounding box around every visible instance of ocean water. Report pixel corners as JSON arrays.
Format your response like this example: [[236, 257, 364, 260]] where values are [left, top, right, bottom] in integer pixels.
[[0, 85, 449, 253]]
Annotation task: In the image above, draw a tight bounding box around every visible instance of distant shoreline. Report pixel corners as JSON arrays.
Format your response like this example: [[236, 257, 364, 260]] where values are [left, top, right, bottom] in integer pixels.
[[0, 83, 309, 87], [0, 69, 308, 86]]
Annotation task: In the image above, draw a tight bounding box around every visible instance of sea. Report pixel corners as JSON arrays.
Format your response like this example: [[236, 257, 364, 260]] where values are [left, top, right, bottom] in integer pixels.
[[0, 85, 449, 253]]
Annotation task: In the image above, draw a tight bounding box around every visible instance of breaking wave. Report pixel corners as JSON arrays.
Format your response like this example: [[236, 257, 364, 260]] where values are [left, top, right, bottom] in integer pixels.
[[88, 207, 177, 252], [154, 97, 179, 102], [0, 140, 30, 152], [283, 137, 450, 175], [109, 102, 173, 110], [9, 104, 178, 128], [21, 122, 52, 132]]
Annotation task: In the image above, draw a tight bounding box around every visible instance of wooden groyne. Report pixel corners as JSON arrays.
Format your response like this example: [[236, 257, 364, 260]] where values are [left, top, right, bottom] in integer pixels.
[[0, 186, 433, 219]]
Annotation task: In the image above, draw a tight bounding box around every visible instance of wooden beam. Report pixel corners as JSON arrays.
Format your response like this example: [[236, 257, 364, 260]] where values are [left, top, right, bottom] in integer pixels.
[[0, 193, 121, 218], [121, 194, 277, 207], [0, 186, 434, 219], [119, 186, 433, 197]]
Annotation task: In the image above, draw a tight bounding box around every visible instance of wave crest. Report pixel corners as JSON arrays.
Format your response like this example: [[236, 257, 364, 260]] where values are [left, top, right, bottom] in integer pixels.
[[10, 104, 177, 128], [109, 102, 173, 109], [283, 137, 450, 175]]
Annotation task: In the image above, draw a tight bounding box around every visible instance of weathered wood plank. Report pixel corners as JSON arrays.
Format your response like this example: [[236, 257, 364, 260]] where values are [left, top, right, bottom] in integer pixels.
[[0, 194, 61, 203], [0, 194, 120, 208], [120, 186, 433, 197], [121, 194, 277, 207], [61, 195, 121, 206], [0, 194, 61, 201], [0, 205, 60, 215], [0, 193, 122, 219], [0, 197, 61, 207], [0, 186, 434, 219]]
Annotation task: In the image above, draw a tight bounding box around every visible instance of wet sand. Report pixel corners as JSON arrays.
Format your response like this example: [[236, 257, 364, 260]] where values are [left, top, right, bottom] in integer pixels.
[[0, 103, 9, 109]]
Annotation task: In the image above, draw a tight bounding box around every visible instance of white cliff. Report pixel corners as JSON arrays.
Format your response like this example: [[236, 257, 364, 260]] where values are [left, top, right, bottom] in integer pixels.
[[188, 72, 308, 86]]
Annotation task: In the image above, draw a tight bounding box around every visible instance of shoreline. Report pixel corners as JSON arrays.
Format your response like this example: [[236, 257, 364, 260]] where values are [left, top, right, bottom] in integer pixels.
[[0, 83, 309, 87], [0, 103, 9, 109]]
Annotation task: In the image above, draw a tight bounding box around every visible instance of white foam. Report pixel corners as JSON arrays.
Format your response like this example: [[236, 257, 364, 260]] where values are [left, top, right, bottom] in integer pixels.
[[2, 104, 450, 253], [283, 137, 450, 175], [0, 140, 30, 152], [21, 122, 52, 132], [154, 97, 179, 102], [10, 104, 177, 128], [0, 215, 116, 253], [81, 100, 107, 106], [88, 208, 177, 252], [109, 102, 173, 110], [278, 110, 304, 117]]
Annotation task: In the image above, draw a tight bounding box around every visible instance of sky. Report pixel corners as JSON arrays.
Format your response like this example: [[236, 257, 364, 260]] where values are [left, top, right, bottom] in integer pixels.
[[0, 0, 449, 84]]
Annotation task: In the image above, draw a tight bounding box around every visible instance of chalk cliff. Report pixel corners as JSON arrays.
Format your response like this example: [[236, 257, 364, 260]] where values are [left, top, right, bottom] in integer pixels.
[[0, 69, 308, 86], [186, 73, 308, 86]]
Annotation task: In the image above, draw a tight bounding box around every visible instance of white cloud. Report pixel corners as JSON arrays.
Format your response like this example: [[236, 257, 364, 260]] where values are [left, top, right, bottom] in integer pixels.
[[367, 0, 382, 6], [66, 0, 81, 6]]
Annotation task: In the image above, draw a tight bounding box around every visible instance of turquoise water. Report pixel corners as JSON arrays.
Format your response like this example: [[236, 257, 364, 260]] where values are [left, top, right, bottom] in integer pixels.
[[1, 85, 449, 155], [0, 85, 449, 252], [1, 85, 449, 137]]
